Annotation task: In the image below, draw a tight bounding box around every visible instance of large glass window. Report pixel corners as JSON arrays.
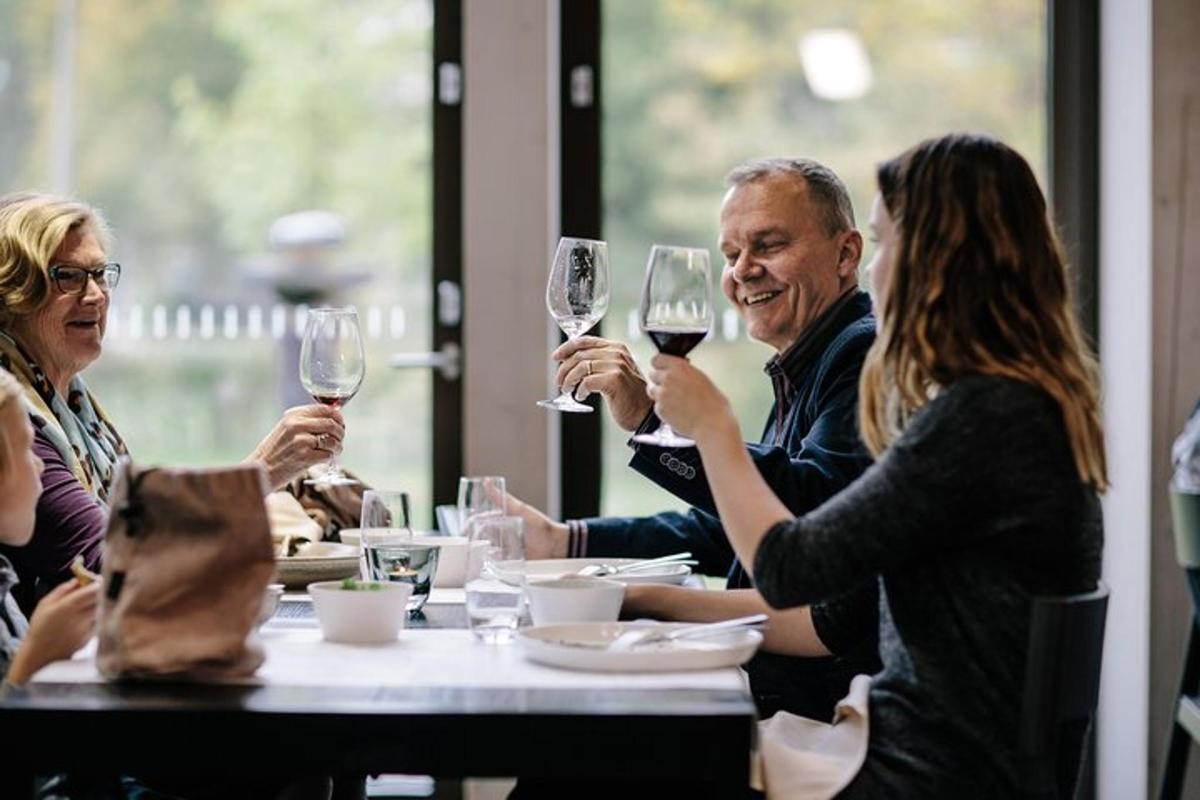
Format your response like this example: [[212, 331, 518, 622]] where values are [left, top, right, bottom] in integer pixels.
[[0, 1, 435, 523], [601, 0, 1046, 516]]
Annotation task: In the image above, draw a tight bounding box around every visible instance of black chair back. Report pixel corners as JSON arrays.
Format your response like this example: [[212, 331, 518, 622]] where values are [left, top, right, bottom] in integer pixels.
[[1017, 583, 1110, 800], [1158, 490, 1200, 800]]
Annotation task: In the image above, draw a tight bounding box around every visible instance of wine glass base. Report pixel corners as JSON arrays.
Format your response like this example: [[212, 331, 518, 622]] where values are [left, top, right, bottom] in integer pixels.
[[537, 396, 594, 413], [631, 431, 696, 448]]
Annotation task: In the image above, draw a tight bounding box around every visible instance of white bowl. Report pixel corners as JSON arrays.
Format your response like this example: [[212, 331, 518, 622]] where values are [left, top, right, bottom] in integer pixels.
[[256, 583, 285, 628], [410, 535, 489, 588], [337, 528, 365, 547], [308, 580, 413, 644], [526, 576, 625, 626]]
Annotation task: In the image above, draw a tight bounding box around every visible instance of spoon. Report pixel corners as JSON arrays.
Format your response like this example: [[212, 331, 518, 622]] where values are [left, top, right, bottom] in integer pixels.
[[577, 551, 693, 577], [608, 614, 769, 651]]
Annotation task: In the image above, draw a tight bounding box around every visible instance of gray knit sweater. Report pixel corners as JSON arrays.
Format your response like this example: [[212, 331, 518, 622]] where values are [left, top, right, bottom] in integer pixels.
[[0, 555, 29, 688], [754, 375, 1103, 798]]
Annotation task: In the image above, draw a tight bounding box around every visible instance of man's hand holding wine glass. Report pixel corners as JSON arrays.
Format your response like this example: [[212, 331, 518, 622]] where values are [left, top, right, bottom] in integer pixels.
[[550, 335, 652, 431], [537, 237, 611, 413]]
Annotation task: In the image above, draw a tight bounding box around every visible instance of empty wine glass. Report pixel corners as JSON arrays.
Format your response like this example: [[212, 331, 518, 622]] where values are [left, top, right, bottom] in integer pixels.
[[631, 245, 713, 448], [457, 476, 506, 539], [537, 237, 610, 413], [299, 306, 366, 485]]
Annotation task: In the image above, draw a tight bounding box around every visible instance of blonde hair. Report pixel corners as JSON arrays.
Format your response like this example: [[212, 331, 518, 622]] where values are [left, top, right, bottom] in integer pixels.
[[0, 191, 111, 327], [0, 367, 23, 473], [860, 134, 1108, 490]]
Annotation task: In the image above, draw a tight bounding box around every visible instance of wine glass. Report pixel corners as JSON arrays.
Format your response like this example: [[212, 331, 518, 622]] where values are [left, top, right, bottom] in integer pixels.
[[631, 245, 713, 448], [537, 237, 610, 413], [299, 306, 366, 485], [457, 476, 506, 539]]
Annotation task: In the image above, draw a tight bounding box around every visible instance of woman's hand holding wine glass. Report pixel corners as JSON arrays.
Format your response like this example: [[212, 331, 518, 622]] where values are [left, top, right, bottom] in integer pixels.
[[645, 352, 736, 445], [299, 306, 366, 486], [632, 245, 714, 448]]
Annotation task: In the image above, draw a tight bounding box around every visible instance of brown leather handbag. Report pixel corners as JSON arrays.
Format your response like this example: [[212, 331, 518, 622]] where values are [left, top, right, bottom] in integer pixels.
[[96, 458, 275, 681]]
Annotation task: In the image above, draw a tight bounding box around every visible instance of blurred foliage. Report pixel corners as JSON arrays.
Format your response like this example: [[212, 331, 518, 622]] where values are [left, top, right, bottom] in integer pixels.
[[0, 0, 435, 523], [600, 0, 1046, 516]]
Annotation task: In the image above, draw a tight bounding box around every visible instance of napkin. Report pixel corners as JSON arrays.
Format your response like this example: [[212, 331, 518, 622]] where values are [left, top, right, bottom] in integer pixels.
[[266, 491, 323, 549], [751, 673, 872, 799]]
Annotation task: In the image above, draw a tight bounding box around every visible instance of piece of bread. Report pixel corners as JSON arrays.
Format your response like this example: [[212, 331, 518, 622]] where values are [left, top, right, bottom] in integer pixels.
[[70, 555, 98, 586]]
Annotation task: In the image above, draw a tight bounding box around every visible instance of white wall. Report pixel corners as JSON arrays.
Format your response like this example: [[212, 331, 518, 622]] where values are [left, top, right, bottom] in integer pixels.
[[462, 0, 560, 513], [1097, 0, 1152, 797]]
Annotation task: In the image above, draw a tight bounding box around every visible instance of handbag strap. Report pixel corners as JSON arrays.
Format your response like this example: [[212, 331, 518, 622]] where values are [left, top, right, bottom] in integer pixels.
[[106, 466, 157, 602], [114, 467, 158, 539]]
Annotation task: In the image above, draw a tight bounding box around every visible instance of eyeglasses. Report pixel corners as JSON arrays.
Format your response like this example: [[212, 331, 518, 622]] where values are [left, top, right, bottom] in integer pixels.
[[48, 262, 121, 295]]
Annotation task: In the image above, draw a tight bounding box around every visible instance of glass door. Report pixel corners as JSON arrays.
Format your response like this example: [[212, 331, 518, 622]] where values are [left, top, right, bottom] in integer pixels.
[[599, 0, 1048, 516]]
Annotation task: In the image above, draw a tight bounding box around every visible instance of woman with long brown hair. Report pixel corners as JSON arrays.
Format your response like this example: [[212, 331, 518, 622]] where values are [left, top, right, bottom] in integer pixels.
[[647, 133, 1105, 797]]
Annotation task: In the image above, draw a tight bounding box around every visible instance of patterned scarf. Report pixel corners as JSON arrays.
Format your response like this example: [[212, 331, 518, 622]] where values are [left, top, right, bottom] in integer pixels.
[[0, 331, 127, 504]]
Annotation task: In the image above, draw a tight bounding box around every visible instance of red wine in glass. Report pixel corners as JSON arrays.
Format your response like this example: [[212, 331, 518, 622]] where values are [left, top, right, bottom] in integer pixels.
[[632, 245, 713, 449], [645, 327, 708, 358], [312, 392, 356, 409], [299, 307, 365, 485]]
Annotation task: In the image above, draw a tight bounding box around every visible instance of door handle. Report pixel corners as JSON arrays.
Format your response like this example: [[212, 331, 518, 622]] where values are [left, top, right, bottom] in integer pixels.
[[389, 341, 461, 381]]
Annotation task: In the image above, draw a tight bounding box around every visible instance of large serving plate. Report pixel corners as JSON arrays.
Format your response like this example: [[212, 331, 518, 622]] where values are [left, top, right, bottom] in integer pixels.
[[274, 542, 360, 590], [519, 622, 761, 672], [495, 558, 692, 586]]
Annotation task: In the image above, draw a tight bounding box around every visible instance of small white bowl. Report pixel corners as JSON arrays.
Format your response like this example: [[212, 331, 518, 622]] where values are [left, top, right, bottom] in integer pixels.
[[256, 583, 286, 628], [526, 575, 625, 626], [337, 528, 364, 547], [410, 535, 489, 588], [308, 580, 413, 644]]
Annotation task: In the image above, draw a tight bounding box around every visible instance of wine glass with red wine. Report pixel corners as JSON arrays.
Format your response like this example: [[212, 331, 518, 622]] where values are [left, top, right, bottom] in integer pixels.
[[299, 306, 366, 485], [537, 237, 610, 413], [631, 245, 713, 448]]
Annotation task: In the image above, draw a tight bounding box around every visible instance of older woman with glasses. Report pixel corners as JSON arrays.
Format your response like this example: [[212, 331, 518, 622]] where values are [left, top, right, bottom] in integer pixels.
[[0, 192, 345, 613]]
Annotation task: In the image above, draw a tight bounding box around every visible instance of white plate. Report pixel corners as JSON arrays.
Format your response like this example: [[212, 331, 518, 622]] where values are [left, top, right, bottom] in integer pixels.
[[275, 542, 361, 590], [495, 558, 692, 586], [519, 622, 761, 672]]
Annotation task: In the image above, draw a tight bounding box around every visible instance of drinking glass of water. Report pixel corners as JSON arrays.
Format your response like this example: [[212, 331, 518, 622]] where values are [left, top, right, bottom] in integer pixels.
[[465, 515, 526, 643], [457, 476, 506, 539]]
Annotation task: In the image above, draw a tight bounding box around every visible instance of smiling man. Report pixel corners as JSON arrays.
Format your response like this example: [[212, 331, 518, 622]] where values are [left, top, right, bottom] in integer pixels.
[[510, 158, 879, 720]]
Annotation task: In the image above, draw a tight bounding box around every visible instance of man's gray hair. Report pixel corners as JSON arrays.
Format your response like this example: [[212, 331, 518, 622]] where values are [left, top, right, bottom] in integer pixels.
[[725, 157, 856, 236]]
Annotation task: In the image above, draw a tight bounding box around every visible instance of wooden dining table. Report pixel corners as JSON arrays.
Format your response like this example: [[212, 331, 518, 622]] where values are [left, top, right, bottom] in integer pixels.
[[1, 589, 757, 797]]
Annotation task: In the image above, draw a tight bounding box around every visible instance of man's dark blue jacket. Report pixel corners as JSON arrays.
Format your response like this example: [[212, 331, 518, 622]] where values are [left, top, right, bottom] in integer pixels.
[[583, 290, 882, 719]]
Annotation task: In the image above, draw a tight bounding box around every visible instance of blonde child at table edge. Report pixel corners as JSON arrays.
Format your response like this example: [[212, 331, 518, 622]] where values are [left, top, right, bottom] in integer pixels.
[[0, 366, 99, 690]]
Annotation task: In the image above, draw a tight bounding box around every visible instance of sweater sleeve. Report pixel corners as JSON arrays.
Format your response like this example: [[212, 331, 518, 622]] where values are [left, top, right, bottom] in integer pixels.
[[0, 432, 107, 614], [752, 377, 1059, 610]]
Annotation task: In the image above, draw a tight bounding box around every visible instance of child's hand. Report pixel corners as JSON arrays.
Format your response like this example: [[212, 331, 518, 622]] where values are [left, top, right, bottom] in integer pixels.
[[6, 579, 99, 685]]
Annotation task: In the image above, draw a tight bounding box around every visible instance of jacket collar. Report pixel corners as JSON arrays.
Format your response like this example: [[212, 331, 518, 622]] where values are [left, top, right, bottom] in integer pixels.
[[764, 289, 872, 396]]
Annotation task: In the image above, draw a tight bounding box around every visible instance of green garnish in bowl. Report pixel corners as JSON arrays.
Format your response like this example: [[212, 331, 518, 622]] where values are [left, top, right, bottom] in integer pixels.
[[340, 578, 385, 592]]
